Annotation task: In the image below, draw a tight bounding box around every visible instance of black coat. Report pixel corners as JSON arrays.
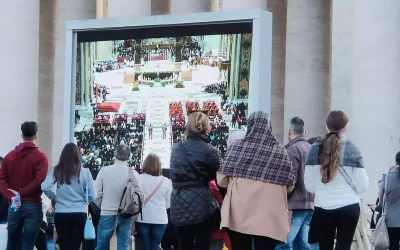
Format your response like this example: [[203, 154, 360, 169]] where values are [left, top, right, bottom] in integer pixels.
[[170, 133, 220, 226]]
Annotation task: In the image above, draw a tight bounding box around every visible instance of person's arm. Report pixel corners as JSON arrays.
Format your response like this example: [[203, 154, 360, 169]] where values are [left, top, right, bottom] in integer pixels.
[[353, 168, 370, 194], [41, 169, 56, 200], [165, 179, 172, 209], [304, 165, 316, 194], [206, 149, 221, 181], [286, 146, 300, 186], [216, 174, 229, 189], [94, 168, 103, 207], [0, 156, 13, 201], [20, 154, 49, 197], [86, 169, 96, 204]]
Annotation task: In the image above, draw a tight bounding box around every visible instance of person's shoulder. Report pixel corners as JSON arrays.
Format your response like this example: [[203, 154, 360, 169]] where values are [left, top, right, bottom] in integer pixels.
[[305, 140, 322, 165]]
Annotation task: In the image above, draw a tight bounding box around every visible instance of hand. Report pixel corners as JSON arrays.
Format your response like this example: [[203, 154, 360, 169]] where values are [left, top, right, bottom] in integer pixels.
[[368, 204, 377, 211], [10, 195, 21, 209]]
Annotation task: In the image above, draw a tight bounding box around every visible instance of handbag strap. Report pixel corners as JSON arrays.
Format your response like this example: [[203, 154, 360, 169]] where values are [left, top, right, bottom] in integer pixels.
[[382, 167, 393, 216], [337, 141, 357, 193], [144, 177, 165, 205], [84, 171, 90, 219]]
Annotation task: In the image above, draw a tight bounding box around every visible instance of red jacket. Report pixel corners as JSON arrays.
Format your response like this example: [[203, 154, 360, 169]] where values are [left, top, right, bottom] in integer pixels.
[[210, 180, 231, 250], [0, 142, 48, 204]]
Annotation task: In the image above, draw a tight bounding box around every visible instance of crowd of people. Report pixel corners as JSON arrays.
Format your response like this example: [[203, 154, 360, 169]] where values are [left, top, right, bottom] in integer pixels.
[[1, 108, 400, 250], [203, 81, 229, 107], [94, 60, 121, 73], [74, 112, 145, 177]]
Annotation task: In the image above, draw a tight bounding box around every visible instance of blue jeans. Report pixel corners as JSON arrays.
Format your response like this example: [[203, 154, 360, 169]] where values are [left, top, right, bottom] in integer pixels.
[[309, 242, 320, 250], [276, 210, 314, 250], [96, 215, 133, 250], [136, 223, 167, 250], [7, 201, 43, 250]]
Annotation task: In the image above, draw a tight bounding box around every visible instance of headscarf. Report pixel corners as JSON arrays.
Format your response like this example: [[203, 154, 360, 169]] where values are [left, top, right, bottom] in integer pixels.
[[227, 130, 246, 148], [219, 111, 295, 186]]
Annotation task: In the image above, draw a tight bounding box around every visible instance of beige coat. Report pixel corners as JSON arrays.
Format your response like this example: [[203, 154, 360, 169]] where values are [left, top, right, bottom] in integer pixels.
[[217, 174, 293, 243]]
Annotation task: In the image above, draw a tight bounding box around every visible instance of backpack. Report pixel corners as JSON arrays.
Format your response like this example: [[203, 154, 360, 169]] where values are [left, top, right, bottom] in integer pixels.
[[118, 168, 144, 218]]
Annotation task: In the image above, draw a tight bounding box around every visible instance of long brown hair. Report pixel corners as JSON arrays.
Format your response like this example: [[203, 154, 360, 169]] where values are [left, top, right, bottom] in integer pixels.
[[54, 143, 82, 184], [320, 111, 349, 183]]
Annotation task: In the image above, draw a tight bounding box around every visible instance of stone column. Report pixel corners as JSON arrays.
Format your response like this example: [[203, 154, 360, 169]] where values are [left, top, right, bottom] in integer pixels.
[[52, 0, 96, 164], [266, 0, 286, 143], [170, 0, 209, 14], [209, 0, 221, 12], [221, 0, 266, 11], [284, 0, 330, 142], [96, 0, 108, 18], [108, 0, 151, 18], [0, 1, 40, 155], [152, 0, 170, 15], [330, 0, 354, 114], [351, 0, 400, 201], [38, 0, 56, 159]]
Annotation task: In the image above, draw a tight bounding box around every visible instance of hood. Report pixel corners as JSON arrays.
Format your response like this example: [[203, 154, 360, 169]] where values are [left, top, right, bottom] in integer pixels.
[[15, 142, 37, 158]]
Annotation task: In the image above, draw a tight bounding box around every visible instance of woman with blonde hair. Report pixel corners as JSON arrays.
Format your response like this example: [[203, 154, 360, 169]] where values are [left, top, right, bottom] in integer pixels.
[[305, 110, 369, 250], [170, 111, 220, 250], [136, 153, 172, 250], [217, 111, 294, 250]]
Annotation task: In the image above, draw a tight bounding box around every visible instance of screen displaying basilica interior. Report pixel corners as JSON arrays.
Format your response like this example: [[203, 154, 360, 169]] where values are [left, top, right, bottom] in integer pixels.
[[74, 34, 252, 178]]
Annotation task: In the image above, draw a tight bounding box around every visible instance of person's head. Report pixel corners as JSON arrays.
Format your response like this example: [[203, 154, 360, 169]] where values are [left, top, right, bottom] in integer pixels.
[[288, 117, 306, 141], [142, 153, 162, 176], [396, 151, 400, 166], [186, 112, 210, 134], [54, 143, 82, 185], [114, 144, 131, 162], [320, 110, 349, 184], [21, 121, 38, 142], [307, 136, 321, 145], [0, 156, 3, 168], [246, 111, 272, 136]]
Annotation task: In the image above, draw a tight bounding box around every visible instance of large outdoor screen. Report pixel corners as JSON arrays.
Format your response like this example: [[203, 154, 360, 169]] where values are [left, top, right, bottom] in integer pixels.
[[73, 23, 253, 178]]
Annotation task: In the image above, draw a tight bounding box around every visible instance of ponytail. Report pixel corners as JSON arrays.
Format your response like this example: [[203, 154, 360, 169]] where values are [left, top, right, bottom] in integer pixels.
[[320, 133, 341, 183]]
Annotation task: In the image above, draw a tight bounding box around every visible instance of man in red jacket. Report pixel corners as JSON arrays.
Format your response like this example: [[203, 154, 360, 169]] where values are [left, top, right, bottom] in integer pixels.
[[0, 121, 48, 250]]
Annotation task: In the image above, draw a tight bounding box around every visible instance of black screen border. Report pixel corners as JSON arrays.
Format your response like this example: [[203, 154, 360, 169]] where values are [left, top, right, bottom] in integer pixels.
[[77, 21, 253, 43]]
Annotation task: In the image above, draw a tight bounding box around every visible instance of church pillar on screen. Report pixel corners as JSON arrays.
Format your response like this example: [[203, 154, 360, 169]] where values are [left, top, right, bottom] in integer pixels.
[[0, 1, 40, 155], [283, 0, 330, 142], [221, 0, 266, 11], [170, 0, 209, 14], [350, 0, 400, 200], [53, 0, 96, 164], [108, 0, 151, 18]]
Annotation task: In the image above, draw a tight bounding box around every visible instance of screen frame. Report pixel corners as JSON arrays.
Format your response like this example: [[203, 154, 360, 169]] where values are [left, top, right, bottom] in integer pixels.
[[63, 9, 272, 145]]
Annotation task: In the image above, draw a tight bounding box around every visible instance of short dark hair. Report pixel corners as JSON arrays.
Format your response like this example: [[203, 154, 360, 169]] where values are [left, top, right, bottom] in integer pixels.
[[289, 117, 305, 135], [21, 121, 37, 140], [396, 151, 400, 165]]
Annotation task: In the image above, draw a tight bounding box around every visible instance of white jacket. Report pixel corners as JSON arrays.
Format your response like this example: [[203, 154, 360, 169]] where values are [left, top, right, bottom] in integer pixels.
[[305, 135, 369, 209]]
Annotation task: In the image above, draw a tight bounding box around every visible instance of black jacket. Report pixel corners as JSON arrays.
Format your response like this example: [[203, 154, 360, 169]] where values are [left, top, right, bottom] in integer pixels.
[[170, 133, 220, 226]]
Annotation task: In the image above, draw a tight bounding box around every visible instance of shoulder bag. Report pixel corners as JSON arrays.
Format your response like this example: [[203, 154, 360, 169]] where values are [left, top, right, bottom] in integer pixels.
[[371, 170, 390, 249], [83, 171, 96, 240]]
